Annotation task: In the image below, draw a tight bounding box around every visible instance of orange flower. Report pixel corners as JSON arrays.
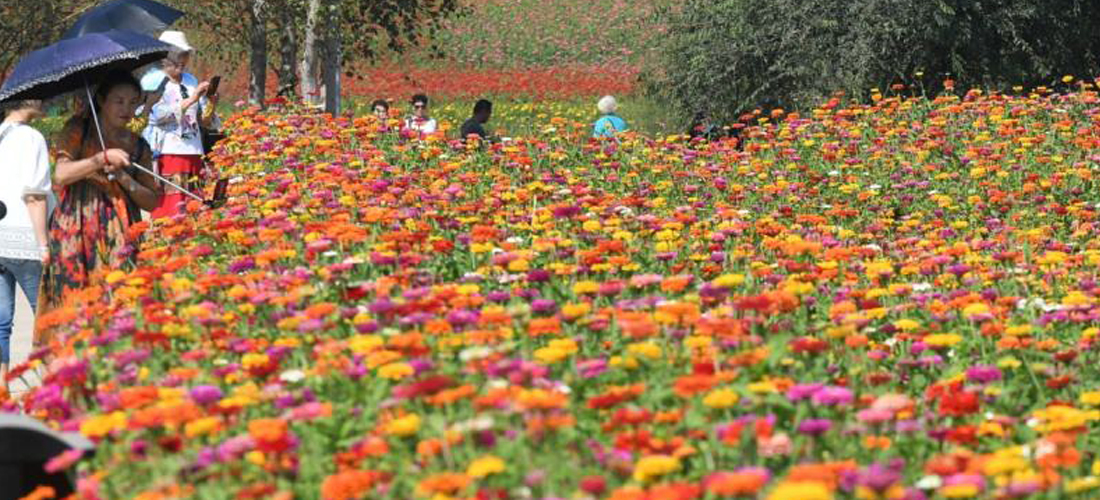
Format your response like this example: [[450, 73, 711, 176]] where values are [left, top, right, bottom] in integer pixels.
[[415, 473, 471, 496], [320, 470, 383, 500], [673, 374, 716, 398], [248, 418, 291, 453], [707, 469, 769, 496]]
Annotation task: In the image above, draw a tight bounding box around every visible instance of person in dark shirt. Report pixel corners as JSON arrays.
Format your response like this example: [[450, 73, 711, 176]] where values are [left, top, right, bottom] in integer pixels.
[[459, 99, 493, 141]]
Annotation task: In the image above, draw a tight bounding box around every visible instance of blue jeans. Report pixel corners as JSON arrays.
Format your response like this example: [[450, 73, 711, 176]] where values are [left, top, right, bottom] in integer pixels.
[[0, 258, 41, 365]]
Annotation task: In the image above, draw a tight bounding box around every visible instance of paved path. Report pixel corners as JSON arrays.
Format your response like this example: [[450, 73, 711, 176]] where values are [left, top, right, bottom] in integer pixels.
[[8, 288, 36, 395]]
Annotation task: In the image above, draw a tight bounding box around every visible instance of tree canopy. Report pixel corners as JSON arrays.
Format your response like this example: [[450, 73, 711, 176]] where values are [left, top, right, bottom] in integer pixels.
[[654, 0, 1100, 121]]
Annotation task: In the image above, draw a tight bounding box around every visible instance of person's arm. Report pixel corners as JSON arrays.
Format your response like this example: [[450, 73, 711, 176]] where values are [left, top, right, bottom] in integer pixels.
[[113, 170, 160, 211], [24, 195, 47, 249], [53, 149, 130, 187]]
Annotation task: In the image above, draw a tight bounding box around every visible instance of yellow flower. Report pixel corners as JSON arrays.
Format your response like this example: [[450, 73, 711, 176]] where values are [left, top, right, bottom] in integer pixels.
[[1081, 391, 1100, 406], [573, 281, 599, 295], [1065, 476, 1100, 494], [940, 484, 979, 498], [702, 388, 739, 409], [385, 414, 421, 437], [105, 270, 128, 285], [712, 274, 746, 288], [534, 346, 570, 364], [466, 455, 506, 478], [242, 353, 270, 370], [184, 417, 222, 438], [632, 455, 680, 482], [923, 333, 963, 348], [349, 335, 384, 355], [893, 319, 920, 331], [767, 481, 833, 500], [962, 303, 990, 318], [747, 381, 778, 394], [80, 411, 127, 438], [379, 362, 414, 380], [561, 302, 591, 320], [507, 259, 529, 272], [626, 342, 662, 359]]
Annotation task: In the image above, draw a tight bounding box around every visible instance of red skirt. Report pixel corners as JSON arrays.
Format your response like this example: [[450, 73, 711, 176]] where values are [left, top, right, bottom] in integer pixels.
[[151, 154, 204, 219]]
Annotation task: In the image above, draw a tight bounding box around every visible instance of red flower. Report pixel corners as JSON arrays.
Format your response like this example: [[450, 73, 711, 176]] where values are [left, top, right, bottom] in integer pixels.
[[939, 390, 980, 417]]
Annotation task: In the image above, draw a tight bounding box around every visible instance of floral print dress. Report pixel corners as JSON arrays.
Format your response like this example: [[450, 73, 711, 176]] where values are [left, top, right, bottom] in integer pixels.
[[35, 116, 156, 346]]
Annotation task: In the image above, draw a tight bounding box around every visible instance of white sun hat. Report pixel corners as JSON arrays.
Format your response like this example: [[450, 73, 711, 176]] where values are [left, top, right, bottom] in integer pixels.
[[159, 30, 194, 52]]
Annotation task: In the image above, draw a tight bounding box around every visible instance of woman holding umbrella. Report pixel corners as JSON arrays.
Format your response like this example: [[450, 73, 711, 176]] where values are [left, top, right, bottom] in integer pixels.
[[36, 70, 162, 340]]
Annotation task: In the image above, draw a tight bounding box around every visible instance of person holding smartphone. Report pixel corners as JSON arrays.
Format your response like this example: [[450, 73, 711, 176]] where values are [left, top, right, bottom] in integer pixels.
[[144, 31, 219, 219]]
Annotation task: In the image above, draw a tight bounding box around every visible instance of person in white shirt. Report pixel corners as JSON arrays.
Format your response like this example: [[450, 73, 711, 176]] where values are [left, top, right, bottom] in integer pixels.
[[0, 99, 50, 384], [403, 93, 438, 138], [144, 31, 219, 219]]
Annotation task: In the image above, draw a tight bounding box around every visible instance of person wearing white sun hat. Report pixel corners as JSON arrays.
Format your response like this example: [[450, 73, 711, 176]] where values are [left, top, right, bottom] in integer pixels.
[[141, 30, 220, 219]]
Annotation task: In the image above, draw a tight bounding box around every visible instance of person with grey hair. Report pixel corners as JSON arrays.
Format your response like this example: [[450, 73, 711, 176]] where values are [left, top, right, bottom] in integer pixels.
[[144, 30, 219, 219], [0, 99, 51, 385], [593, 95, 628, 138]]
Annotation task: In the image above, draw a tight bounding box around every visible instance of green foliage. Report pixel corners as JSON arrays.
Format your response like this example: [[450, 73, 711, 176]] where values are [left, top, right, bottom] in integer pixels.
[[654, 0, 1100, 121], [402, 0, 671, 68], [0, 0, 85, 76]]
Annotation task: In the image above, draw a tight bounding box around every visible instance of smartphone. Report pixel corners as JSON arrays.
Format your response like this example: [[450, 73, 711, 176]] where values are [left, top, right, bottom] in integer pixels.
[[211, 178, 229, 206], [208, 76, 222, 96]]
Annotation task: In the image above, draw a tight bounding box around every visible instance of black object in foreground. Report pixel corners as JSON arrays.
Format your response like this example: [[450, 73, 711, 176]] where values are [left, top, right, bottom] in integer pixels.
[[0, 413, 94, 500], [0, 201, 6, 221]]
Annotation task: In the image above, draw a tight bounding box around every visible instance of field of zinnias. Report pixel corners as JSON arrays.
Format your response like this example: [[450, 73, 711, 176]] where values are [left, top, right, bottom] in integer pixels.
[[11, 87, 1100, 499]]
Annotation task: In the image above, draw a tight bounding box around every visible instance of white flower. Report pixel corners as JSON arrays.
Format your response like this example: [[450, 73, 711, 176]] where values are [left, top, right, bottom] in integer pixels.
[[737, 210, 750, 216], [279, 369, 306, 383], [459, 347, 492, 362], [506, 236, 524, 244], [487, 379, 509, 389], [869, 184, 881, 190], [828, 170, 840, 176], [915, 475, 942, 490], [322, 251, 339, 257], [911, 282, 933, 292]]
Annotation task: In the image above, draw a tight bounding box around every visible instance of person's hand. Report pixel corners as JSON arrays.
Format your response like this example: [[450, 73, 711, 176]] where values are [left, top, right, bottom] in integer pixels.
[[195, 81, 211, 96], [102, 149, 131, 172]]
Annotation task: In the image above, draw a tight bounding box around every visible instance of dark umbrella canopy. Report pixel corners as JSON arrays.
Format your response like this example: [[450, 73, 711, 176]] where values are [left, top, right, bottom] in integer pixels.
[[0, 30, 172, 103], [63, 0, 184, 39]]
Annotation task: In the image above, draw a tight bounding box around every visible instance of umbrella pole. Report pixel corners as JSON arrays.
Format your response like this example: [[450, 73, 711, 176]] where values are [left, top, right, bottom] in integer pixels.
[[129, 161, 205, 202], [83, 81, 205, 203]]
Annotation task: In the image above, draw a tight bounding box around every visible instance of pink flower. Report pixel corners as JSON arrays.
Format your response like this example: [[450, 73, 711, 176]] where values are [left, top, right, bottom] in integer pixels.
[[757, 433, 791, 457], [44, 449, 83, 474]]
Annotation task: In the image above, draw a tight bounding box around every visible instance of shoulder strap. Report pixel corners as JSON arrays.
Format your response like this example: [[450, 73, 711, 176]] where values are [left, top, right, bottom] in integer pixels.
[[0, 122, 15, 145]]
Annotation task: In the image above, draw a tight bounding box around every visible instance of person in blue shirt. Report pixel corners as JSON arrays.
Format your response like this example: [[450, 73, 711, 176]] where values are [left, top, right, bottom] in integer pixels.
[[593, 95, 628, 138]]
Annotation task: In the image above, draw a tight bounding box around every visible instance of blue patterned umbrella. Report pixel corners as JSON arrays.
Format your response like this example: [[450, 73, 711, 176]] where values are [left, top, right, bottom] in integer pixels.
[[0, 30, 171, 102], [63, 0, 184, 39]]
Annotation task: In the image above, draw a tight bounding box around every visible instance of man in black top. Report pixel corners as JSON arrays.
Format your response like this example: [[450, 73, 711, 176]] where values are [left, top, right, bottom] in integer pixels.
[[459, 99, 492, 140]]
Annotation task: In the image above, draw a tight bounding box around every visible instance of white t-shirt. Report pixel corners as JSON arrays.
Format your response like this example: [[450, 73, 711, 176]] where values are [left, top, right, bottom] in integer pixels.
[[0, 122, 51, 260], [404, 117, 438, 136], [147, 73, 208, 156]]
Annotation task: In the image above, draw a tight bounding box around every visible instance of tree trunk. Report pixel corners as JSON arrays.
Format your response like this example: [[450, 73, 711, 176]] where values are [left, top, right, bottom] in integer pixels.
[[248, 0, 268, 107], [322, 0, 341, 114], [299, 0, 321, 107], [275, 3, 299, 99]]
